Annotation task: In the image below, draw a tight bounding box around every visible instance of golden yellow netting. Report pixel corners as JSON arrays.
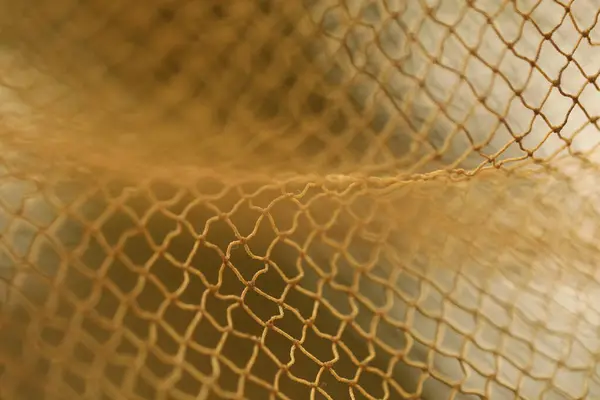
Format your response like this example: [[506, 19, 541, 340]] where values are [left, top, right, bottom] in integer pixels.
[[0, 1, 599, 399]]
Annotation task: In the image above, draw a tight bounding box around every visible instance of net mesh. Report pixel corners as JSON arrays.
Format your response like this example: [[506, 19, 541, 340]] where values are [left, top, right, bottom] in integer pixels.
[[0, 0, 599, 399]]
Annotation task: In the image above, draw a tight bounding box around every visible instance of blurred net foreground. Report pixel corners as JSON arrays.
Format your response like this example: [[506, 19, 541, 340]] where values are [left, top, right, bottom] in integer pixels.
[[1, 0, 600, 400]]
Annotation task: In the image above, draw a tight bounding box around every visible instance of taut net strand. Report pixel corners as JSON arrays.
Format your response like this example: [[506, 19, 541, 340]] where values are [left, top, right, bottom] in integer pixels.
[[0, 1, 599, 399]]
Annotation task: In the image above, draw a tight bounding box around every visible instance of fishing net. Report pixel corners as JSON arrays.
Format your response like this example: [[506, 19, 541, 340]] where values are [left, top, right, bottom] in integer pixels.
[[0, 0, 599, 399]]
